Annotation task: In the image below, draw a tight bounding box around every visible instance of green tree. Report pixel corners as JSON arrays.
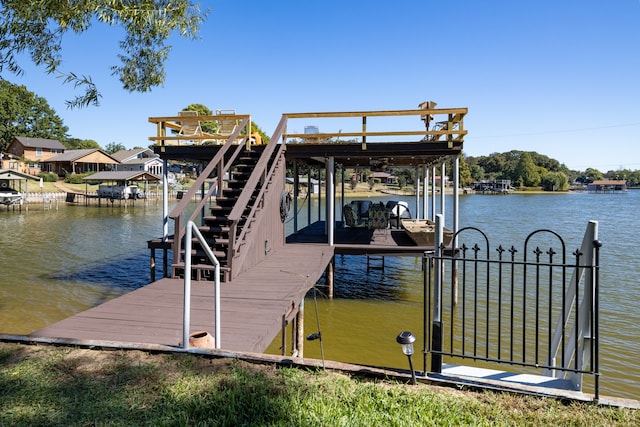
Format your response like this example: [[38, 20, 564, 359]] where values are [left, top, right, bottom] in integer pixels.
[[1, 1, 207, 108], [394, 168, 415, 186], [250, 121, 270, 144], [397, 175, 407, 190], [0, 80, 68, 151], [469, 164, 485, 181], [458, 154, 472, 187], [65, 138, 101, 150], [583, 167, 603, 182], [105, 142, 126, 154], [181, 104, 218, 134], [514, 152, 541, 187], [541, 171, 569, 191]]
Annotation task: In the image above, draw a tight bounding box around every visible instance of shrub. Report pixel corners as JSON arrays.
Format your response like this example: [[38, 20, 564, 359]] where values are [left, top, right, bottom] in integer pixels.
[[64, 172, 95, 184], [38, 172, 58, 182]]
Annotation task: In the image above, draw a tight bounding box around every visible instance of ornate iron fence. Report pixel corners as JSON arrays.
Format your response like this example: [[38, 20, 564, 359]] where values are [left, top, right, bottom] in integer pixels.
[[422, 218, 600, 398]]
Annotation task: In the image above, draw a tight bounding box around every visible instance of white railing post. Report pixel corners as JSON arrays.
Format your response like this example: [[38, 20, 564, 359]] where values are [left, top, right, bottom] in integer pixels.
[[182, 221, 221, 350], [183, 224, 192, 349]]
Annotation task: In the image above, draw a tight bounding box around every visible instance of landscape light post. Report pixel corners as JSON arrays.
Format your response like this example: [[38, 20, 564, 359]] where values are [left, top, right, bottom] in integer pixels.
[[396, 331, 417, 385]]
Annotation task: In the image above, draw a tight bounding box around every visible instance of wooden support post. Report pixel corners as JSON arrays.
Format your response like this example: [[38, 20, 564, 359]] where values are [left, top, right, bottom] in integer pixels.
[[150, 248, 156, 282], [163, 248, 168, 278], [296, 299, 304, 358], [291, 316, 297, 357], [281, 314, 287, 356], [327, 257, 335, 299], [361, 116, 367, 150]]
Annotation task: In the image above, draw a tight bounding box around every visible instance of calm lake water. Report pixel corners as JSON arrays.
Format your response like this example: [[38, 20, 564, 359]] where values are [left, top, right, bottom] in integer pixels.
[[0, 191, 638, 400]]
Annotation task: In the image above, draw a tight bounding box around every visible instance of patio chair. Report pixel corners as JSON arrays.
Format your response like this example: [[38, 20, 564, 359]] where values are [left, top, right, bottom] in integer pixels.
[[216, 109, 240, 143], [178, 111, 218, 145], [344, 204, 367, 228], [178, 111, 203, 137], [367, 202, 389, 230]]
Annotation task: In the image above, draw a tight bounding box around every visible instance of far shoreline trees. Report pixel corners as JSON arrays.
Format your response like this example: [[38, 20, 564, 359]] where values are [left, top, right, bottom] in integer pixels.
[[465, 150, 571, 190]]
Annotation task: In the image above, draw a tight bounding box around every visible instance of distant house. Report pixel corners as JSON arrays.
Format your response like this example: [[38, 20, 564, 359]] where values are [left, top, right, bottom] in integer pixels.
[[369, 171, 397, 185], [286, 177, 319, 194], [41, 149, 119, 176], [6, 136, 66, 162], [112, 148, 163, 175], [587, 180, 627, 193], [472, 179, 512, 193]]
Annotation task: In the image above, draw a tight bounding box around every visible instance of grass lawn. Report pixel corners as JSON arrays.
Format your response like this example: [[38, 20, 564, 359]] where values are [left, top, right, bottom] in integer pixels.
[[0, 343, 636, 426]]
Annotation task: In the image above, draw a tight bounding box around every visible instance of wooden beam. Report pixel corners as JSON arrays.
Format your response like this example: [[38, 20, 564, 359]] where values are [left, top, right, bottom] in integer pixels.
[[283, 108, 467, 119], [283, 130, 468, 140]]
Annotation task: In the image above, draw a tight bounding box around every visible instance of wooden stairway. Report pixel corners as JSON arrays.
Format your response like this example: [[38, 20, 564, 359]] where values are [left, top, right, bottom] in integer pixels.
[[171, 145, 272, 282]]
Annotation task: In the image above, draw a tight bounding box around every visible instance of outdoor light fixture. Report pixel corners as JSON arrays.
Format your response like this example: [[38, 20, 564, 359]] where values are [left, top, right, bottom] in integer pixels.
[[396, 331, 417, 385]]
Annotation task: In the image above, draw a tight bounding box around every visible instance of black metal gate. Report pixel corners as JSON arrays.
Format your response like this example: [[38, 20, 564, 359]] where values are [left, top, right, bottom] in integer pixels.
[[422, 219, 601, 398]]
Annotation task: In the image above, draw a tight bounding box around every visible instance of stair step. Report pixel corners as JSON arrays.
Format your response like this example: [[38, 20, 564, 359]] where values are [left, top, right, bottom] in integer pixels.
[[209, 205, 232, 214], [203, 215, 231, 223], [188, 236, 230, 246], [183, 248, 227, 259], [215, 197, 237, 206], [199, 225, 230, 234]]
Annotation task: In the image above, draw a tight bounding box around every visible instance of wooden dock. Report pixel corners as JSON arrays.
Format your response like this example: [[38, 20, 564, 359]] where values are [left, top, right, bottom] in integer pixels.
[[32, 243, 334, 352], [31, 220, 432, 353]]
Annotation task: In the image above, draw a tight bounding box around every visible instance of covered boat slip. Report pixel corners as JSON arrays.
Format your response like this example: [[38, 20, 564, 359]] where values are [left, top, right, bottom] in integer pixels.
[[0, 169, 40, 210], [65, 170, 161, 205], [282, 106, 467, 249]]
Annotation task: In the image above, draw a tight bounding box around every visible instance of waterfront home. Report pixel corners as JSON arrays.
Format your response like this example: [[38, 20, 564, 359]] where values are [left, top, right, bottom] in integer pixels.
[[41, 149, 119, 176], [6, 136, 65, 163], [112, 148, 163, 176]]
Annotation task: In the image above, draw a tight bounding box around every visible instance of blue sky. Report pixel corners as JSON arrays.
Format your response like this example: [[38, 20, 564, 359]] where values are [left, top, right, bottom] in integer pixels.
[[7, 0, 640, 171]]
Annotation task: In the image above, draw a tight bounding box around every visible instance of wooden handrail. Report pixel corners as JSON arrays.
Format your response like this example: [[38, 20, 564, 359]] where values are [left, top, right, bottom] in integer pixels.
[[282, 107, 466, 143], [228, 116, 287, 223], [233, 141, 285, 253], [226, 116, 287, 270], [282, 108, 467, 118], [149, 114, 251, 123], [229, 117, 287, 221], [283, 130, 468, 140], [148, 114, 252, 145]]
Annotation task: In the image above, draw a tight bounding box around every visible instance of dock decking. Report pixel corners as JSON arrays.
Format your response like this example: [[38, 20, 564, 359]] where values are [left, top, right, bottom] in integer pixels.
[[32, 220, 433, 352], [32, 243, 334, 352], [288, 220, 439, 256]]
